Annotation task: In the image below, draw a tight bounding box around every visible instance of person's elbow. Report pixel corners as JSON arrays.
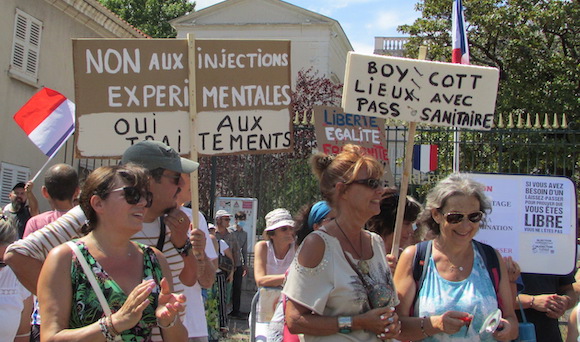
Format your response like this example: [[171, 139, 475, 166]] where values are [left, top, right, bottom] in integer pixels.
[[4, 249, 17, 266], [285, 310, 304, 334]]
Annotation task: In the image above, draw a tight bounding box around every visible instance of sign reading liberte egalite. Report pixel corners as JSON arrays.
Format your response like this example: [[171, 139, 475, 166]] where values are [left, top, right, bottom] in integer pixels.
[[342, 53, 500, 130]]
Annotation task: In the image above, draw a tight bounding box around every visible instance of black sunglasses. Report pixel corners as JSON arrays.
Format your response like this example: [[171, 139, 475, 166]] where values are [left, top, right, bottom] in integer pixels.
[[441, 211, 484, 224], [0, 261, 7, 268], [347, 178, 382, 189], [110, 186, 153, 208]]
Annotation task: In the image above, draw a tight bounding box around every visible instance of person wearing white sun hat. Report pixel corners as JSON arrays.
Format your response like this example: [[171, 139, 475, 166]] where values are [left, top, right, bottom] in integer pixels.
[[253, 208, 297, 341]]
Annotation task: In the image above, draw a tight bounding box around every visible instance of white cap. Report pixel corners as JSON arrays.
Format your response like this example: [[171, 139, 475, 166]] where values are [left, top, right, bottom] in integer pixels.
[[215, 209, 231, 219], [265, 208, 294, 232], [208, 223, 216, 230]]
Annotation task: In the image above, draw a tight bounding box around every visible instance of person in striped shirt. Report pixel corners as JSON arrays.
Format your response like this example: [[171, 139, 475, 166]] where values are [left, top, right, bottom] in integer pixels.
[[4, 140, 201, 342]]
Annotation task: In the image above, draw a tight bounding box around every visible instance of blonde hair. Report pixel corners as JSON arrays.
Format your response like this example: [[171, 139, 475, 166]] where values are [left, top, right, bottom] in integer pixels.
[[311, 144, 383, 207], [0, 216, 17, 245]]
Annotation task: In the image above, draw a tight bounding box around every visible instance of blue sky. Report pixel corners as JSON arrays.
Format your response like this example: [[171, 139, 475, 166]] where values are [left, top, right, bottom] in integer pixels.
[[193, 0, 422, 53]]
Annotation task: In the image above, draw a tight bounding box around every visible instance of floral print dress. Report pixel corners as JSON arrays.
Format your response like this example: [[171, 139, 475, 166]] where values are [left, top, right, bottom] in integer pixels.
[[69, 240, 163, 341]]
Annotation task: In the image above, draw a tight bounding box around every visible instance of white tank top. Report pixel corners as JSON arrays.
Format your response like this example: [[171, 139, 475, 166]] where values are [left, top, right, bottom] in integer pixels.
[[266, 240, 296, 276]]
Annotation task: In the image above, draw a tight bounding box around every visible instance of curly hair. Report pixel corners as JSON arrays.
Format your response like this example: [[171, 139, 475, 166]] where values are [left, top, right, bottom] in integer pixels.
[[367, 194, 422, 237]]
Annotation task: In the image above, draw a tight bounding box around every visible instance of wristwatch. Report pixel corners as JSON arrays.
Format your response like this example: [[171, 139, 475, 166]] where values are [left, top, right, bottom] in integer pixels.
[[337, 316, 352, 334], [175, 239, 192, 257]]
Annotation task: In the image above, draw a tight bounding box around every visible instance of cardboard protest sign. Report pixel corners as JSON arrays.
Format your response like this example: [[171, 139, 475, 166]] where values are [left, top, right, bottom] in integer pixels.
[[195, 40, 292, 156], [342, 53, 500, 130], [73, 39, 190, 157], [472, 173, 576, 275], [313, 106, 395, 186]]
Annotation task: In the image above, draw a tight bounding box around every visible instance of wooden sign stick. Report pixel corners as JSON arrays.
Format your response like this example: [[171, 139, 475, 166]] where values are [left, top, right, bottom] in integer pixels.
[[187, 33, 200, 230], [390, 46, 427, 258]]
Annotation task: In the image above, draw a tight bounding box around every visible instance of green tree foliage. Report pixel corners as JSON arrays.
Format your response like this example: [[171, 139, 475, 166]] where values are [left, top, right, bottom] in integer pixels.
[[399, 0, 579, 122], [98, 0, 194, 38]]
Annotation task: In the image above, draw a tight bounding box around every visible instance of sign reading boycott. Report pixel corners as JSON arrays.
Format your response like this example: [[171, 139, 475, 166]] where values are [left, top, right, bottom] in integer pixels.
[[313, 106, 395, 186], [342, 53, 500, 130], [195, 40, 292, 156], [472, 173, 576, 275], [73, 39, 190, 157]]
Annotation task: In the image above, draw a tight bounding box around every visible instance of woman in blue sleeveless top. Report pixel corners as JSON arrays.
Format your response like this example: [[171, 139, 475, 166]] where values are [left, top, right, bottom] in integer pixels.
[[394, 173, 518, 341]]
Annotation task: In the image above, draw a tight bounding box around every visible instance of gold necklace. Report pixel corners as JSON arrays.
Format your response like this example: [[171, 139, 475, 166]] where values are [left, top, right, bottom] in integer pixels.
[[434, 239, 466, 272], [335, 219, 369, 274]]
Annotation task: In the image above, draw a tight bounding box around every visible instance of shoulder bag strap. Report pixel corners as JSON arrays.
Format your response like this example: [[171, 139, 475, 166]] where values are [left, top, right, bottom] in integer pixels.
[[342, 250, 375, 310], [66, 241, 112, 316]]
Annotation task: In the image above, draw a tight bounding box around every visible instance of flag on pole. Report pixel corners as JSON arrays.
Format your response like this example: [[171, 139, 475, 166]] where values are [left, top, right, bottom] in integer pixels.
[[413, 145, 438, 173], [452, 0, 470, 64], [13, 88, 75, 157]]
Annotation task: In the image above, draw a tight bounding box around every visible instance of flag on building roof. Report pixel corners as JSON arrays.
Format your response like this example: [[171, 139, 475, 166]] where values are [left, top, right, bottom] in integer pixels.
[[13, 87, 75, 157], [452, 0, 470, 64], [413, 145, 438, 173]]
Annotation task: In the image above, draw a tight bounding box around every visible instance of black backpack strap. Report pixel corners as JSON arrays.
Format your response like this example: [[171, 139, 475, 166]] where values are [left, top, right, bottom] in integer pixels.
[[473, 240, 502, 308], [411, 240, 432, 316], [156, 216, 167, 251]]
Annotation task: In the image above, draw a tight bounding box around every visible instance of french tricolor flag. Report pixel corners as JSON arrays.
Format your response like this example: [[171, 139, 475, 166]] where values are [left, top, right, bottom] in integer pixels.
[[13, 88, 75, 157], [452, 0, 470, 64], [413, 145, 438, 173]]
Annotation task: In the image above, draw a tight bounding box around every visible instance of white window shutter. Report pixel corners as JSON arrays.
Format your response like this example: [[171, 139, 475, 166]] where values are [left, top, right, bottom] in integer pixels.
[[10, 9, 43, 83], [0, 162, 30, 209]]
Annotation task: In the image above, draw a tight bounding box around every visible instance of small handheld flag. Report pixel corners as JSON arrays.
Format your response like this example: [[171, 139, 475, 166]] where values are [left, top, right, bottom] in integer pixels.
[[13, 87, 75, 158]]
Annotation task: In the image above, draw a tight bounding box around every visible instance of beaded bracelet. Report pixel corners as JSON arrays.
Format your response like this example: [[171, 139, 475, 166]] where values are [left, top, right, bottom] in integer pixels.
[[420, 316, 430, 337], [107, 315, 121, 336], [99, 317, 117, 342], [157, 315, 178, 329]]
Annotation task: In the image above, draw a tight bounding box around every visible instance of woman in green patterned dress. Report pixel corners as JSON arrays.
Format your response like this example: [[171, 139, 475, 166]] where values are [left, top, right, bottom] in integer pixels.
[[38, 164, 187, 341]]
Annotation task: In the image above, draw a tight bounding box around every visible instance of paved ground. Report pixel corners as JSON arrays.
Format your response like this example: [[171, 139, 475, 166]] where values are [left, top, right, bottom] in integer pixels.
[[223, 282, 256, 341]]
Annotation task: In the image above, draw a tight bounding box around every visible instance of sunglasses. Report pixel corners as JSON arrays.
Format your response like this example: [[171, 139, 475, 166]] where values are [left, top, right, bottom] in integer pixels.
[[347, 178, 382, 189], [110, 186, 153, 208], [0, 261, 6, 268], [441, 211, 484, 224]]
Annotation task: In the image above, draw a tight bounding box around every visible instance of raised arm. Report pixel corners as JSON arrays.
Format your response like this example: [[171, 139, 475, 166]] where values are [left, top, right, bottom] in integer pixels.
[[25, 181, 39, 216]]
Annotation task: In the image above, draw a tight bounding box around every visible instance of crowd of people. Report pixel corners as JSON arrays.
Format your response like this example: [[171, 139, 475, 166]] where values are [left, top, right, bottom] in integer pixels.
[[0, 140, 578, 342]]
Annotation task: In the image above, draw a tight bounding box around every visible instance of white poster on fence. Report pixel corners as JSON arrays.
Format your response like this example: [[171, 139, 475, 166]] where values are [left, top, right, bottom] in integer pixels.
[[472, 173, 577, 275], [215, 197, 258, 253], [342, 53, 500, 130]]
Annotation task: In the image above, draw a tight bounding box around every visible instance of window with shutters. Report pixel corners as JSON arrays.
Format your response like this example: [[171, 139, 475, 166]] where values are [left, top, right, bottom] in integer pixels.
[[9, 9, 43, 85], [0, 162, 30, 209]]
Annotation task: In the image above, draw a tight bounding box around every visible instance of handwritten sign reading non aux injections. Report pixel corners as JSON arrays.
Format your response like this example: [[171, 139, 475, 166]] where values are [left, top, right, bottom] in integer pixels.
[[342, 53, 500, 130], [73, 39, 190, 157], [195, 40, 293, 156]]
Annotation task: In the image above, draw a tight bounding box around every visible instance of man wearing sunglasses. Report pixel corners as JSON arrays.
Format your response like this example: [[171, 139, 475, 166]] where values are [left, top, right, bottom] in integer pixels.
[[4, 140, 202, 342]]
